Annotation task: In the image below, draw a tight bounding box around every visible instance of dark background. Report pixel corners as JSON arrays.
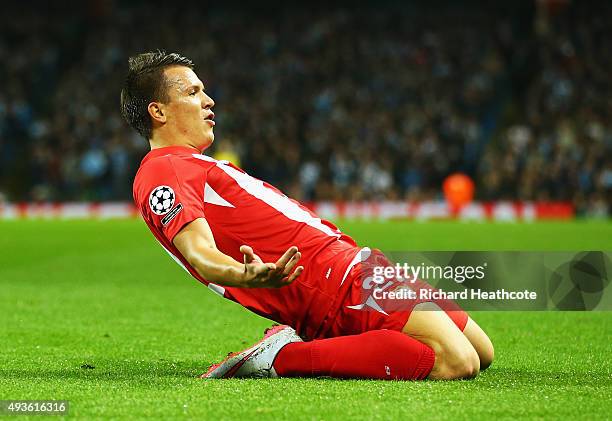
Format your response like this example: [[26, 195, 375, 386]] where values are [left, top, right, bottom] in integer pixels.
[[0, 0, 610, 217]]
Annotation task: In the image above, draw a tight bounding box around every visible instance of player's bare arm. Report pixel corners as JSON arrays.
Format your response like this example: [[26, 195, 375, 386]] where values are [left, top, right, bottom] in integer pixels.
[[173, 218, 304, 288]]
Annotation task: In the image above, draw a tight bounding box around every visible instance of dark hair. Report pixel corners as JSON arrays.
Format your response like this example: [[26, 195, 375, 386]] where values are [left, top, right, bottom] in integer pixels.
[[120, 51, 194, 139]]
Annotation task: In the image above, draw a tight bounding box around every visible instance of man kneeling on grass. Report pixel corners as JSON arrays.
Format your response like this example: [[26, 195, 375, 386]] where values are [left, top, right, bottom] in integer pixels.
[[121, 51, 494, 380]]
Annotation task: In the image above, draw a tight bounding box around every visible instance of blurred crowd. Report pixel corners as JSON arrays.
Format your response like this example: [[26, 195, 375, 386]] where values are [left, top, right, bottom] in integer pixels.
[[0, 1, 610, 217]]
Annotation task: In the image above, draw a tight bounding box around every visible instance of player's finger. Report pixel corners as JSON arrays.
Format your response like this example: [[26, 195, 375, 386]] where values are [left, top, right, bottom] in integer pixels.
[[240, 245, 256, 263], [240, 245, 254, 257], [282, 252, 301, 275], [276, 246, 298, 268], [275, 246, 298, 269], [284, 266, 304, 284]]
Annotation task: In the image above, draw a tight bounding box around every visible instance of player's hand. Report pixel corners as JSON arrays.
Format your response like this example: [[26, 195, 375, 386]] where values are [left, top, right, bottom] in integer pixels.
[[240, 245, 304, 288]]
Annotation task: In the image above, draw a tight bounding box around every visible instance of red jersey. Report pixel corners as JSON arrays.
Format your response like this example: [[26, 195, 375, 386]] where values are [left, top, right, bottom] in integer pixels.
[[133, 145, 359, 339]]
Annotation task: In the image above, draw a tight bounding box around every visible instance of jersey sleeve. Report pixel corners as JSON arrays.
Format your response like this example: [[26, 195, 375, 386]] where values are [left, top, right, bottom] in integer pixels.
[[136, 156, 206, 242]]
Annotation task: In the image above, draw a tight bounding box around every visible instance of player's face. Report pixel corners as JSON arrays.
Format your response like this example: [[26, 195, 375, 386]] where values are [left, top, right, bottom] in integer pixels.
[[162, 66, 215, 150]]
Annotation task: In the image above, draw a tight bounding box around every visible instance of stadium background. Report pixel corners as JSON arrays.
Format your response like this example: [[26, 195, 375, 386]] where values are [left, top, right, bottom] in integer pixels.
[[0, 0, 610, 219], [1, 1, 611, 419]]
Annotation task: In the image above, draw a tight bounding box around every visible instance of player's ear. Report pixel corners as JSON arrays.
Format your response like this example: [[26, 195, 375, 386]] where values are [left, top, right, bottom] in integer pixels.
[[148, 102, 167, 124]]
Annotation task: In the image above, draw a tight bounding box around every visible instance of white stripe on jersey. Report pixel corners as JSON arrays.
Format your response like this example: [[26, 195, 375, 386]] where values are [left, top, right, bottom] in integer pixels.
[[192, 154, 341, 239], [160, 243, 191, 273], [340, 247, 371, 286], [204, 182, 235, 207], [207, 283, 226, 297]]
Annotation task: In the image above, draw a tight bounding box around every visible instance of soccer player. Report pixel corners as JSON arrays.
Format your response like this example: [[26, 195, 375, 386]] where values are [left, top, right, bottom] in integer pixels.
[[121, 51, 494, 380]]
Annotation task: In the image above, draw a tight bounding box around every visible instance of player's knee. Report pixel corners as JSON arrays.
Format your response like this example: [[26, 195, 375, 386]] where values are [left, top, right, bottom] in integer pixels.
[[479, 340, 494, 371], [449, 346, 480, 379], [462, 349, 481, 378], [433, 345, 480, 380], [463, 317, 495, 371]]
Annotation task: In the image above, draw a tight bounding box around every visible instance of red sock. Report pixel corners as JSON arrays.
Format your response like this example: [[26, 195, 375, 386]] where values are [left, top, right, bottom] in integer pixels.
[[273, 330, 435, 380]]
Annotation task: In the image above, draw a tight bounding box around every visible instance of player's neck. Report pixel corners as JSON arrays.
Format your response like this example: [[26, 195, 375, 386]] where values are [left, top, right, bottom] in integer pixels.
[[149, 130, 200, 152]]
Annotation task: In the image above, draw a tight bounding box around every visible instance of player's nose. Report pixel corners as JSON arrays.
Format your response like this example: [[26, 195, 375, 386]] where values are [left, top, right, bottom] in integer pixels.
[[202, 93, 215, 109]]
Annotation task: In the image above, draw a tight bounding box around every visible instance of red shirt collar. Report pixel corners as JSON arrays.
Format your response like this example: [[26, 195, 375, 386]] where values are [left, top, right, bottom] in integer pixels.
[[141, 145, 202, 165]]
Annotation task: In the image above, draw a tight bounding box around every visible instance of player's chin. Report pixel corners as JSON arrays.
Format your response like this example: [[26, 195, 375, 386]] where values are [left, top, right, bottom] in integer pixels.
[[200, 132, 214, 150]]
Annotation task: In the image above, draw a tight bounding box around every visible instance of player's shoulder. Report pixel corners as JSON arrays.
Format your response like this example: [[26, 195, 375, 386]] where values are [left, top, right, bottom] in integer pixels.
[[136, 152, 214, 180], [134, 151, 223, 199]]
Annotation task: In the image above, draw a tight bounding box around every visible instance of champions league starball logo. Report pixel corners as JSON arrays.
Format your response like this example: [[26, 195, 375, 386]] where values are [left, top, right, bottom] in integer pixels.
[[149, 186, 176, 215]]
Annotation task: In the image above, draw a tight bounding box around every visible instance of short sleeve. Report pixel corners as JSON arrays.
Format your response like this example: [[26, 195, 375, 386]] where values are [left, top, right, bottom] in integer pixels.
[[136, 156, 206, 242]]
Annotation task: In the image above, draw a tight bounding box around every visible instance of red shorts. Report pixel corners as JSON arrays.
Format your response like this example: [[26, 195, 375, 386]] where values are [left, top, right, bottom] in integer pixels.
[[315, 248, 468, 339]]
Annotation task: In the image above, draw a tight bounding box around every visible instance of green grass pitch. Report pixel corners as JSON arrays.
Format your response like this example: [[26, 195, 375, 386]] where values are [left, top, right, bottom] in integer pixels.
[[0, 220, 611, 419]]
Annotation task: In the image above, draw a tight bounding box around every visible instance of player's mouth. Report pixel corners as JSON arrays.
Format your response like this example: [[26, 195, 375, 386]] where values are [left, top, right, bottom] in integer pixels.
[[204, 112, 215, 126]]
